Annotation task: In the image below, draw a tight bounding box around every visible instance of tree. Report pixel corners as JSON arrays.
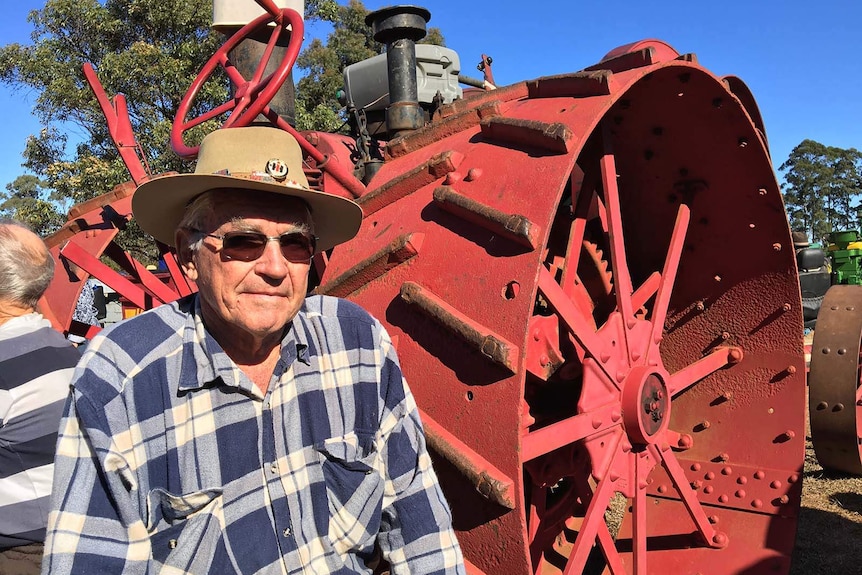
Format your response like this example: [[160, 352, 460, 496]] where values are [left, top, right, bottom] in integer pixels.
[[0, 0, 226, 258], [780, 139, 862, 243], [0, 174, 66, 235], [0, 0, 443, 254]]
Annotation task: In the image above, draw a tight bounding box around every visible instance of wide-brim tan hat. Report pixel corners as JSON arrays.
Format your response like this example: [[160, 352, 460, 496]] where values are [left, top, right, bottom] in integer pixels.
[[133, 126, 363, 252]]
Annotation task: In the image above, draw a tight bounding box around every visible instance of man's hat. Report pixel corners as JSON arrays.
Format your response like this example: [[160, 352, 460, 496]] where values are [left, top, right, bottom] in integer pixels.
[[132, 127, 363, 252], [791, 231, 810, 247]]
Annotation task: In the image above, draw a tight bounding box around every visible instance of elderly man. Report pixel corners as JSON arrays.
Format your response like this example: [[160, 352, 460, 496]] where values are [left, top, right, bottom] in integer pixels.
[[42, 127, 465, 574], [0, 220, 80, 575]]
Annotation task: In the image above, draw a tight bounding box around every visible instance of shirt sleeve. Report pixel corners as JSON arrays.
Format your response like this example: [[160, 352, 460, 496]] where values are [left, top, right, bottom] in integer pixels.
[[42, 375, 152, 574], [375, 328, 467, 575]]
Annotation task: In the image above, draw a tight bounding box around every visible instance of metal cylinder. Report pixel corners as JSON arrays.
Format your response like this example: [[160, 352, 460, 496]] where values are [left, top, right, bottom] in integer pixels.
[[229, 40, 296, 126], [365, 5, 430, 136], [214, 0, 304, 126]]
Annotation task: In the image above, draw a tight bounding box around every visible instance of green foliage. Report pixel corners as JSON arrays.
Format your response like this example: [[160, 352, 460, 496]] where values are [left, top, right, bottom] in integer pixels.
[[0, 0, 446, 250], [0, 174, 66, 234], [0, 0, 228, 266], [780, 139, 862, 244], [0, 0, 225, 252]]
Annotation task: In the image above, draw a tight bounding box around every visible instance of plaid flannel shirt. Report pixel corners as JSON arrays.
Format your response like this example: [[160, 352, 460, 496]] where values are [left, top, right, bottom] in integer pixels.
[[42, 294, 465, 574]]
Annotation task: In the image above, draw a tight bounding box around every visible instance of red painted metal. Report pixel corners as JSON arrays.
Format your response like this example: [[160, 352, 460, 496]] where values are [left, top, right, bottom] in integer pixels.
[[40, 13, 807, 574], [319, 39, 805, 575]]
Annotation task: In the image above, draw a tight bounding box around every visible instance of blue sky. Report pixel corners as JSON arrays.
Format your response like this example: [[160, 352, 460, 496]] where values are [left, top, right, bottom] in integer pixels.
[[1, 0, 860, 196]]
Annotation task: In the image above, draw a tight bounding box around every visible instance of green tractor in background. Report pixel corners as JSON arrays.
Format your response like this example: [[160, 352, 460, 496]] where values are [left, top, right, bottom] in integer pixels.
[[803, 228, 862, 476], [796, 229, 862, 331], [827, 230, 862, 285]]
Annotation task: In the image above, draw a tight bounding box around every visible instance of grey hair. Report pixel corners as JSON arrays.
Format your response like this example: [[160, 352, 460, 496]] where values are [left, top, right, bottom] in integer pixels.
[[177, 192, 217, 252], [0, 218, 55, 308]]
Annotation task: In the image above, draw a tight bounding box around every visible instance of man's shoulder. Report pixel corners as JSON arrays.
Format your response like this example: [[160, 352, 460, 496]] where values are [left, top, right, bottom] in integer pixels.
[[302, 294, 377, 326], [90, 296, 193, 361], [0, 320, 78, 364]]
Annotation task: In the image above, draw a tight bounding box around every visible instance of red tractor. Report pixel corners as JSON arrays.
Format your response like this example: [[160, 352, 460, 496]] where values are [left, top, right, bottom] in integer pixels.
[[40, 1, 807, 573]]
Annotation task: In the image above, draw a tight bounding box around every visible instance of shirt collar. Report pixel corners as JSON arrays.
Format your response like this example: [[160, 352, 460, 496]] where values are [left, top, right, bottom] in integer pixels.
[[177, 295, 310, 394]]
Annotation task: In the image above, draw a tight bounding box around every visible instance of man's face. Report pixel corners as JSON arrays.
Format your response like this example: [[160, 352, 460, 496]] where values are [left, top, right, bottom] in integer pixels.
[[178, 190, 313, 348]]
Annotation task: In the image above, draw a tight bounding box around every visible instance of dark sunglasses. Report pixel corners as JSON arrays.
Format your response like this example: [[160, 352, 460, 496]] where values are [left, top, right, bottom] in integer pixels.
[[191, 229, 317, 262]]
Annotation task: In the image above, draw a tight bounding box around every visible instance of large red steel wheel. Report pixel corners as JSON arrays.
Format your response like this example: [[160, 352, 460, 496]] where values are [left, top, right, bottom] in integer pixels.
[[808, 284, 862, 475], [318, 42, 805, 574]]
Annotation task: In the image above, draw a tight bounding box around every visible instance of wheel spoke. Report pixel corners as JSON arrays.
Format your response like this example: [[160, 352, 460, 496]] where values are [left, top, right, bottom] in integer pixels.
[[600, 150, 636, 327], [632, 451, 649, 575], [562, 438, 622, 575], [648, 204, 691, 359], [571, 474, 627, 575], [222, 61, 248, 87], [632, 272, 660, 316], [249, 16, 283, 85], [650, 443, 723, 548], [560, 168, 598, 294], [522, 402, 620, 461], [668, 346, 741, 397], [224, 97, 253, 128], [181, 99, 237, 131], [539, 268, 616, 385]]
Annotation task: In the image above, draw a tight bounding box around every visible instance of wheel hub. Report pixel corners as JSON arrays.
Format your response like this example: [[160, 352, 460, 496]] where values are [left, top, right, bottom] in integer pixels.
[[622, 367, 670, 445]]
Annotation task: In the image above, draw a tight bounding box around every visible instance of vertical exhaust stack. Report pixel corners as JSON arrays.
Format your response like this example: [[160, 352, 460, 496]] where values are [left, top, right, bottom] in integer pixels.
[[365, 5, 431, 138]]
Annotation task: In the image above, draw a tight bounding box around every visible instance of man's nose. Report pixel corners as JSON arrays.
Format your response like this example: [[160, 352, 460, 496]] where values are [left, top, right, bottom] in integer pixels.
[[254, 238, 289, 277]]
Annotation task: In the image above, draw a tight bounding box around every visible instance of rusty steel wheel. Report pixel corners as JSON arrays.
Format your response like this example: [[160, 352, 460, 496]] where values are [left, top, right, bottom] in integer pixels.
[[319, 40, 805, 575], [808, 284, 862, 475]]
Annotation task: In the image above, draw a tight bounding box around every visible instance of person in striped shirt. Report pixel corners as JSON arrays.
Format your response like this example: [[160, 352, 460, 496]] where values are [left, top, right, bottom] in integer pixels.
[[42, 127, 466, 574], [0, 219, 80, 575]]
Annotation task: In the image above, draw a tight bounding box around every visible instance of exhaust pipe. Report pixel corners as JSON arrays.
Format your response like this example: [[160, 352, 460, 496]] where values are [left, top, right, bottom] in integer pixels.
[[365, 5, 430, 137]]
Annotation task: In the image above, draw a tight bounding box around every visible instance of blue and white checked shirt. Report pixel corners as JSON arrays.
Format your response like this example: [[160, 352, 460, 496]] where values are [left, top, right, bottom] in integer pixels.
[[42, 294, 465, 574]]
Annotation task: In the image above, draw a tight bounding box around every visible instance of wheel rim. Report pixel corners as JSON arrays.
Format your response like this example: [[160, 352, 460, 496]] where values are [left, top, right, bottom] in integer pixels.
[[809, 284, 862, 475]]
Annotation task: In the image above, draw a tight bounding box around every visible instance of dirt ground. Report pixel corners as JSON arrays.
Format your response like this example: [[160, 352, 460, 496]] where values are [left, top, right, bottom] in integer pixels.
[[790, 433, 862, 574]]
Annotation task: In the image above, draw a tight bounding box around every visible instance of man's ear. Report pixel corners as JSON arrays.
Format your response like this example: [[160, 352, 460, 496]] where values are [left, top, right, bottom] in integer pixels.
[[174, 228, 199, 282]]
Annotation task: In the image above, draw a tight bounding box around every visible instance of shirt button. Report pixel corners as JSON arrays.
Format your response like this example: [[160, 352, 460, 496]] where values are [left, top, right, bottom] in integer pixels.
[[270, 462, 278, 473], [283, 528, 291, 537], [168, 539, 178, 549]]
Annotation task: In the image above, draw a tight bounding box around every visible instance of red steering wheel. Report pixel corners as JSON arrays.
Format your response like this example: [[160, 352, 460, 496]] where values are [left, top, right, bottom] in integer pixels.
[[171, 6, 304, 160]]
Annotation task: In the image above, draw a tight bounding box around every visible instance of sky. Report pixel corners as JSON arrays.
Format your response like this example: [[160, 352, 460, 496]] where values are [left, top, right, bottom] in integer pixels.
[[0, 0, 860, 196]]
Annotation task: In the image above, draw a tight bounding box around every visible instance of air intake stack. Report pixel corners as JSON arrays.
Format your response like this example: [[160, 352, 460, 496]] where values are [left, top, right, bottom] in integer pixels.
[[365, 5, 431, 137]]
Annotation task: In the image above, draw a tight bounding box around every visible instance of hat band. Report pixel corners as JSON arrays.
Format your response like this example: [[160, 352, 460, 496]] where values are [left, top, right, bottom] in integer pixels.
[[211, 169, 309, 190]]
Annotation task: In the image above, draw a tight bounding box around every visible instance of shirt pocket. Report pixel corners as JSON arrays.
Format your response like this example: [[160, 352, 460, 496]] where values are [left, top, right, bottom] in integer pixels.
[[146, 487, 233, 573], [315, 431, 384, 555]]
